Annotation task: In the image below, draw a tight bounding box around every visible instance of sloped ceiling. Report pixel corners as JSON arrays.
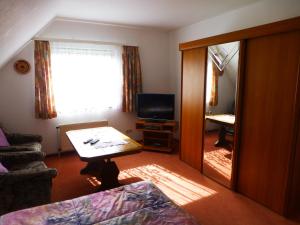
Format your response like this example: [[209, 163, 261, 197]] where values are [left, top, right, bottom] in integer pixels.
[[0, 0, 58, 68], [0, 0, 261, 68]]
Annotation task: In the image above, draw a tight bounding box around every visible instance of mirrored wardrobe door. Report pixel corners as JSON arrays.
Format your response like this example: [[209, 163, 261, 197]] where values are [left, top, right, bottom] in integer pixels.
[[203, 41, 240, 188]]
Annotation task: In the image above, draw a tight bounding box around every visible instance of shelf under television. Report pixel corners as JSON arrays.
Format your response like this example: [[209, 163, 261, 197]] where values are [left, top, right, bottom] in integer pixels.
[[142, 145, 172, 152], [136, 119, 176, 153], [138, 129, 173, 133]]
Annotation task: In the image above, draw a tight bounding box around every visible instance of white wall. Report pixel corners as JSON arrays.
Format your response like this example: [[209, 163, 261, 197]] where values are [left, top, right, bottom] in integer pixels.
[[168, 0, 300, 123], [0, 19, 170, 154]]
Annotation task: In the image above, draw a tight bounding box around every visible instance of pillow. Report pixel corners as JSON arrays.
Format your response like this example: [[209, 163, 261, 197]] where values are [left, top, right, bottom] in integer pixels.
[[0, 162, 8, 173], [0, 128, 10, 147]]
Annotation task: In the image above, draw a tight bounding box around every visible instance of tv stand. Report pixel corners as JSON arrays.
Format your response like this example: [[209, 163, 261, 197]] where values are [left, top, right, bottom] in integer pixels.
[[136, 120, 177, 152], [144, 119, 167, 123]]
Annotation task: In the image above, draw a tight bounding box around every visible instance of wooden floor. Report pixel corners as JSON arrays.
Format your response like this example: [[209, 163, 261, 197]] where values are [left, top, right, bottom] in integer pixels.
[[45, 151, 299, 225]]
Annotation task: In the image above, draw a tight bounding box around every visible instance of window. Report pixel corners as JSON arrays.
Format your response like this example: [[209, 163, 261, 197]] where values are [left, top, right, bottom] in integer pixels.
[[50, 42, 122, 116], [206, 58, 213, 104]]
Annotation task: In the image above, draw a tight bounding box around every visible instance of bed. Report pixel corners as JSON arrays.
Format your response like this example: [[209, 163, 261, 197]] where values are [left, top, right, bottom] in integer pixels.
[[0, 181, 199, 225]]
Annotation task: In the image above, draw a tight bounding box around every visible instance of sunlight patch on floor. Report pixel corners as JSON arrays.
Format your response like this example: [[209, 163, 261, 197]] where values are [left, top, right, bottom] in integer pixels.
[[119, 164, 217, 205], [203, 149, 232, 179], [87, 176, 101, 186]]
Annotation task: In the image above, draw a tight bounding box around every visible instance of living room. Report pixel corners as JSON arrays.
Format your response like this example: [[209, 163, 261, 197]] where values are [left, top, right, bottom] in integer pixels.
[[0, 0, 300, 224]]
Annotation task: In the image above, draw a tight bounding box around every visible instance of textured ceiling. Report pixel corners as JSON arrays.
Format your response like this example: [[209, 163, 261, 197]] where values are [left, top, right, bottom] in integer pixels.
[[0, 0, 261, 68]]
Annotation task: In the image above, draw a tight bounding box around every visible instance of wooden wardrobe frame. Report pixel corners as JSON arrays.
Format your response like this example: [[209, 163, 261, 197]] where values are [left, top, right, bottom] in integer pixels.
[[179, 16, 300, 217], [180, 17, 300, 50]]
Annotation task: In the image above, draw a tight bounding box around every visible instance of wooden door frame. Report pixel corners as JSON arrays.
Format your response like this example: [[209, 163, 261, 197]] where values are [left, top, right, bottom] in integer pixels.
[[180, 47, 207, 170], [200, 47, 208, 173], [284, 45, 300, 216], [231, 40, 246, 191], [199, 40, 245, 190]]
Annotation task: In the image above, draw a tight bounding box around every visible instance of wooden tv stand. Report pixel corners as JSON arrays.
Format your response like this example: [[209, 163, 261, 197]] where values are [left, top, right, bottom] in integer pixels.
[[136, 120, 177, 152]]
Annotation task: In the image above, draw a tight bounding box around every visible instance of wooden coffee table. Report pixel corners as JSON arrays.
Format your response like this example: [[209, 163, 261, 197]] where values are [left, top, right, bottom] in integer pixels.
[[67, 127, 142, 190]]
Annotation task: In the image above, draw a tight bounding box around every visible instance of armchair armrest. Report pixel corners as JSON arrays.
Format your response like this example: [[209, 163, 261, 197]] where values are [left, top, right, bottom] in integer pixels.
[[0, 151, 45, 166], [0, 145, 41, 152], [6, 133, 42, 144], [0, 168, 57, 185]]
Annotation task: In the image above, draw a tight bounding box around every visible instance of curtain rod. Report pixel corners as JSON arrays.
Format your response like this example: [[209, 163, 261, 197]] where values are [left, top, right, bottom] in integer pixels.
[[32, 37, 124, 46]]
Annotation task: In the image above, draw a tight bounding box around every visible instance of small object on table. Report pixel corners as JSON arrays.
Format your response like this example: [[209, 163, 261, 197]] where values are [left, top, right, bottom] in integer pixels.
[[94, 140, 128, 149], [83, 138, 93, 144], [90, 139, 99, 145]]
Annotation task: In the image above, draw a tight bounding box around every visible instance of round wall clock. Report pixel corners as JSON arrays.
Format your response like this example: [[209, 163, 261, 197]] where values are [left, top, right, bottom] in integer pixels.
[[14, 59, 31, 74]]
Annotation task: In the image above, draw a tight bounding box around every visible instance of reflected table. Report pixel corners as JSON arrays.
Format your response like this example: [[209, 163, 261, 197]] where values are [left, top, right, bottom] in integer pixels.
[[205, 114, 235, 147]]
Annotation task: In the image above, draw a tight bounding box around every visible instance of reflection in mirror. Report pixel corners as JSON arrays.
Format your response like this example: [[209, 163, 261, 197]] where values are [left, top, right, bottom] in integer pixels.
[[203, 41, 240, 188]]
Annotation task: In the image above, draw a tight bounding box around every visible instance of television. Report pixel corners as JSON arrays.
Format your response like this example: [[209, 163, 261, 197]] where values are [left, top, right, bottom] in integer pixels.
[[136, 93, 175, 121]]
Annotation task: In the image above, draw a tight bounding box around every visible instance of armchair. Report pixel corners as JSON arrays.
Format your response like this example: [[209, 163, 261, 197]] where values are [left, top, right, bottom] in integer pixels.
[[0, 154, 57, 215], [0, 129, 44, 158]]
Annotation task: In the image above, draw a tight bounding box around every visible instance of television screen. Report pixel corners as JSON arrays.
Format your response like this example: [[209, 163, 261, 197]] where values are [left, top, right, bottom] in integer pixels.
[[136, 93, 175, 121]]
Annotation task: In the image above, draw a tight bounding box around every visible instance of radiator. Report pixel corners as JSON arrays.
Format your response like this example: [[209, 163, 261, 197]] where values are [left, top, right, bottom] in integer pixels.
[[57, 120, 108, 152]]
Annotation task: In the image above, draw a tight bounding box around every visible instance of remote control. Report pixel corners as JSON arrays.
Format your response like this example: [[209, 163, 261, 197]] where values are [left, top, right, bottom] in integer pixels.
[[90, 139, 99, 145], [84, 138, 93, 144]]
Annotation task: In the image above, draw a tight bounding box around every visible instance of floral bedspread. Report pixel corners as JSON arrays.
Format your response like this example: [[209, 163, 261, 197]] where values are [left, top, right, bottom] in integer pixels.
[[0, 181, 199, 225]]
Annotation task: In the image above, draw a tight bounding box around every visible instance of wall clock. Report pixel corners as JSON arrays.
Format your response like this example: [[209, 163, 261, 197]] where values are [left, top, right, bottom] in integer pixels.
[[14, 59, 31, 74]]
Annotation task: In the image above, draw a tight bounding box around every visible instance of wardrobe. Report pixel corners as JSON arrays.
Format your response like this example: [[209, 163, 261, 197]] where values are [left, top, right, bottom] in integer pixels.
[[179, 17, 300, 217]]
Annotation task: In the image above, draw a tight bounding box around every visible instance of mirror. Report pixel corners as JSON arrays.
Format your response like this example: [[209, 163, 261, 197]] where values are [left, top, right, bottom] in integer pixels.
[[203, 41, 240, 188]]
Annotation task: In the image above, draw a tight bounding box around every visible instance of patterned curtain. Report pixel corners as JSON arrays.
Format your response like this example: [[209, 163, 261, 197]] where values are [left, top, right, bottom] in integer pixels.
[[122, 46, 142, 112], [34, 40, 57, 119], [209, 62, 221, 107]]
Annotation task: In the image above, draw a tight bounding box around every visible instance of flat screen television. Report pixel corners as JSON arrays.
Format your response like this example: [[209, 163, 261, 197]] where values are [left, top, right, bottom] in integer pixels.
[[136, 93, 175, 121]]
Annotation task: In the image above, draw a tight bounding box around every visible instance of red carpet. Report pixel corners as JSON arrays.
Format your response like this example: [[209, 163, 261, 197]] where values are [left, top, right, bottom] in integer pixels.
[[45, 151, 298, 225]]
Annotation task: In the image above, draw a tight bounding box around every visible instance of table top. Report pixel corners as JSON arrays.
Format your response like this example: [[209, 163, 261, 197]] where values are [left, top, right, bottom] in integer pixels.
[[205, 114, 235, 126], [66, 127, 142, 161]]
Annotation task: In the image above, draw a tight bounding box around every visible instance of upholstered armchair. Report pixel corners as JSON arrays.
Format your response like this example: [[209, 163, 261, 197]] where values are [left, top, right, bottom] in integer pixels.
[[0, 131, 44, 154], [0, 154, 57, 215]]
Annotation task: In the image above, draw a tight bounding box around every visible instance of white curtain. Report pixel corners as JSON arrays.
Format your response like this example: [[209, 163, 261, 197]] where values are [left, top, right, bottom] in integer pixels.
[[50, 42, 122, 116]]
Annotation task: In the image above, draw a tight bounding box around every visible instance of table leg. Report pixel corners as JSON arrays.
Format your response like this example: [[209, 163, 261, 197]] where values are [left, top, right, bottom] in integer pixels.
[[214, 126, 227, 147], [80, 161, 105, 175], [98, 159, 120, 190], [80, 159, 120, 191]]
